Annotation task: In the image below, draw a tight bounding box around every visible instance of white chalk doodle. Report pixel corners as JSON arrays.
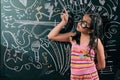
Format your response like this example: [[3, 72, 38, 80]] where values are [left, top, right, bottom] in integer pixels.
[[1, 0, 120, 76], [10, 0, 37, 13]]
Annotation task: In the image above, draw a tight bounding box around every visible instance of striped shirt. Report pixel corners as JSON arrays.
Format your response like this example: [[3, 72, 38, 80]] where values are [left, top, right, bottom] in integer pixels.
[[70, 44, 99, 80]]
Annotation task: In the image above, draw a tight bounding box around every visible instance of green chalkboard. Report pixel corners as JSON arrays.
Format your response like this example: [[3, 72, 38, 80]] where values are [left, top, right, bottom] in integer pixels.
[[1, 0, 120, 80]]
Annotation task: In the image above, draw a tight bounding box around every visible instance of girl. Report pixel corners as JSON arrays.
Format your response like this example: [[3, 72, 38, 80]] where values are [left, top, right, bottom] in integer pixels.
[[48, 9, 105, 80]]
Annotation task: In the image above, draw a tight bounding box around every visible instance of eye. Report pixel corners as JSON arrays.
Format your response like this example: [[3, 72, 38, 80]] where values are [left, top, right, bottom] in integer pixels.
[[81, 22, 87, 28]]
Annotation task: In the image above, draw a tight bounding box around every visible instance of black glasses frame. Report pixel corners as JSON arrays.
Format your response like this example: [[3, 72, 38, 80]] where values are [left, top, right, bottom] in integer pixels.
[[78, 20, 90, 29]]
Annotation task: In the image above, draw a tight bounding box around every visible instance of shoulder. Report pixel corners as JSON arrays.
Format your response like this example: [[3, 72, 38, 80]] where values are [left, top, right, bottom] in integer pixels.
[[94, 38, 104, 50], [96, 38, 103, 45], [95, 38, 101, 44], [94, 38, 103, 49]]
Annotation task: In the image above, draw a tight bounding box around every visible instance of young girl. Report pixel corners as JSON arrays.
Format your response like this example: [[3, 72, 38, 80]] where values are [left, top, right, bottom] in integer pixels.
[[48, 9, 105, 80]]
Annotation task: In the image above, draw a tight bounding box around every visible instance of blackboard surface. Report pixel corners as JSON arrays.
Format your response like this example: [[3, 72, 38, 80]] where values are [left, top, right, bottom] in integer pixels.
[[0, 0, 120, 80]]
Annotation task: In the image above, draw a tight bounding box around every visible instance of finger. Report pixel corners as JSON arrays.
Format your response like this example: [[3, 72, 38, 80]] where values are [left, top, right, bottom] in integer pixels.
[[61, 12, 65, 15], [61, 13, 63, 15], [62, 11, 68, 17], [62, 9, 65, 13], [69, 37, 76, 44], [65, 13, 68, 17], [72, 32, 76, 36], [64, 7, 67, 13], [62, 13, 66, 17], [62, 7, 66, 12], [63, 14, 68, 19]]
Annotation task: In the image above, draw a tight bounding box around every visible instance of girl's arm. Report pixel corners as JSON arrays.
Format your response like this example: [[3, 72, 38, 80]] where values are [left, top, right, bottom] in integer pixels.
[[48, 8, 75, 42], [95, 38, 106, 70]]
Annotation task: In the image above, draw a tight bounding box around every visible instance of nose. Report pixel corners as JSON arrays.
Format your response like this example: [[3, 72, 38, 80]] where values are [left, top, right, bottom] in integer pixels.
[[77, 23, 80, 29], [77, 22, 81, 27], [77, 22, 80, 25]]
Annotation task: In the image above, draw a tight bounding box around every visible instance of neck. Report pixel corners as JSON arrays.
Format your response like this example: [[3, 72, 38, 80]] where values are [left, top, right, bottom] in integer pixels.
[[80, 33, 90, 45], [80, 33, 90, 38]]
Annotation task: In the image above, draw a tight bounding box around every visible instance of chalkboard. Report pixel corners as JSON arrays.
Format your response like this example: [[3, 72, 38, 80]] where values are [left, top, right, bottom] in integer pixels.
[[0, 0, 120, 80]]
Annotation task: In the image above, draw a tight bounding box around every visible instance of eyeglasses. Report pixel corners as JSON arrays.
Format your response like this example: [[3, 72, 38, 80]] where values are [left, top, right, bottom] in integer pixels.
[[78, 20, 90, 29]]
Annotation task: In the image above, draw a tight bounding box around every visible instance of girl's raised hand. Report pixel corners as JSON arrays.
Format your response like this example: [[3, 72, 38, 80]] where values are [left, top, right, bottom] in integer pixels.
[[60, 8, 69, 25]]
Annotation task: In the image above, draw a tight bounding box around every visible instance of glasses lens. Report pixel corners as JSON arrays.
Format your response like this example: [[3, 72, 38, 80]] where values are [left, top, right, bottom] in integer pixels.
[[81, 21, 88, 28], [78, 20, 89, 28]]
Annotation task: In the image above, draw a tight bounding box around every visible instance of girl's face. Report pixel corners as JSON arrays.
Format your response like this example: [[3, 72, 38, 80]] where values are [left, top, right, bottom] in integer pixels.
[[76, 14, 92, 33]]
